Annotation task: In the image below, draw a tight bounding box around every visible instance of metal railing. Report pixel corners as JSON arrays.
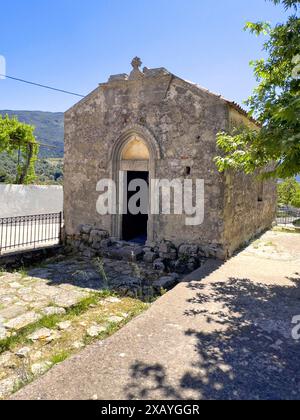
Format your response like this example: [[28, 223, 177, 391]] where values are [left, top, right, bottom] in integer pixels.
[[0, 212, 63, 255], [276, 206, 300, 226]]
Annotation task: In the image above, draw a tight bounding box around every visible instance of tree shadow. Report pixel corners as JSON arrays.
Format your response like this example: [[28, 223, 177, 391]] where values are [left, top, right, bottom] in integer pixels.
[[125, 273, 300, 400]]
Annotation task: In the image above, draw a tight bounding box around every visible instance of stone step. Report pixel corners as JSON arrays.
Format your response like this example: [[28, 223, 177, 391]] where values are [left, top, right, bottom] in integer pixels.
[[102, 241, 144, 262]]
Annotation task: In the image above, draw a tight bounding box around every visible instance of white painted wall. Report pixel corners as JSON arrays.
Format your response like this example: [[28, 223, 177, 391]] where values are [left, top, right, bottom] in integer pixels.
[[0, 185, 63, 217]]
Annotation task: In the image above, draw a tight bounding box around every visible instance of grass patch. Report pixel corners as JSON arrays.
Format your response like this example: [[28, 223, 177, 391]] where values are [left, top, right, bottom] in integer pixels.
[[0, 291, 114, 354], [51, 350, 70, 365], [0, 294, 150, 399]]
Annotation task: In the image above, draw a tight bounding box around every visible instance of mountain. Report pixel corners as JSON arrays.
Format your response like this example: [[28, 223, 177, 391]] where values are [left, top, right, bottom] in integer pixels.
[[0, 110, 64, 158]]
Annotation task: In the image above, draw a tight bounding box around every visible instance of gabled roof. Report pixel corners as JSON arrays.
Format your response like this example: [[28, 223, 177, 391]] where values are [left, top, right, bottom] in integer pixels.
[[68, 58, 257, 125]]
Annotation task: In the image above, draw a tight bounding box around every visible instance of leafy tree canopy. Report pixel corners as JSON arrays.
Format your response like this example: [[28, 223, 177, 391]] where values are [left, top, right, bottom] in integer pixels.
[[0, 115, 39, 184], [215, 0, 300, 179], [278, 177, 300, 207]]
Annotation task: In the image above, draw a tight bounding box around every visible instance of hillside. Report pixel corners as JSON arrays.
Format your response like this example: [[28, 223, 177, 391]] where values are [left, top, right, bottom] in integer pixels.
[[0, 110, 64, 158]]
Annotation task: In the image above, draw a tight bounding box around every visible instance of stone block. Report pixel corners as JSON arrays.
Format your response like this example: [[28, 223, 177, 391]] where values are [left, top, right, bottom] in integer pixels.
[[4, 312, 42, 331], [153, 275, 179, 291], [79, 225, 93, 235], [89, 229, 109, 244], [153, 259, 165, 272], [179, 244, 199, 257], [143, 252, 157, 264]]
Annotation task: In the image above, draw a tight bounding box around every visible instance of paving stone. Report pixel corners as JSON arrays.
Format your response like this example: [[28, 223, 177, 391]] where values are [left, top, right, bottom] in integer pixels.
[[57, 321, 72, 331], [87, 325, 107, 337], [29, 301, 50, 310], [32, 285, 60, 299], [52, 291, 87, 308], [42, 306, 66, 316], [108, 316, 124, 324], [0, 376, 18, 399], [0, 296, 15, 306], [0, 352, 14, 368], [15, 347, 31, 359], [4, 312, 42, 331], [0, 327, 10, 340], [72, 341, 85, 350], [31, 362, 52, 377], [0, 305, 27, 321], [105, 297, 121, 304], [9, 282, 22, 290], [28, 328, 59, 343]]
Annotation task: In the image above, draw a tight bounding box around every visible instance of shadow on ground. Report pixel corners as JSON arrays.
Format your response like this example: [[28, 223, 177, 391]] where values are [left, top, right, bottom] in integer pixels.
[[125, 273, 300, 400]]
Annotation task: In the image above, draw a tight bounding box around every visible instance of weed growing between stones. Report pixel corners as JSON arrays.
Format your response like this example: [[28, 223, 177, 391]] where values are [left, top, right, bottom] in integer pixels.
[[50, 350, 71, 365], [93, 257, 110, 289], [0, 290, 149, 399], [0, 293, 110, 354]]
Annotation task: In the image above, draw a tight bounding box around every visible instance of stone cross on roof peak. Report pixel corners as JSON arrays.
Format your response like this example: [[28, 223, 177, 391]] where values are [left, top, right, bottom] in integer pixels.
[[129, 57, 144, 80], [131, 57, 142, 70]]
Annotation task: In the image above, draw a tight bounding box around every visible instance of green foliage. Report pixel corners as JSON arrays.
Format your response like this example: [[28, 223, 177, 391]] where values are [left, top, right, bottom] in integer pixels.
[[216, 0, 300, 179], [291, 185, 300, 207], [51, 351, 70, 365], [0, 152, 63, 185], [0, 115, 39, 184], [0, 111, 64, 158], [278, 178, 300, 207]]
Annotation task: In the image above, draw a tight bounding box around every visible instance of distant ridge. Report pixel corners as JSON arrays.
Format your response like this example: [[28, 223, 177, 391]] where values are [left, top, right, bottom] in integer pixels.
[[0, 110, 64, 158]]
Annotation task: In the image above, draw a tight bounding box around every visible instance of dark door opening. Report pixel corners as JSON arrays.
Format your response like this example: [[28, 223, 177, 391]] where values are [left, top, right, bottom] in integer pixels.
[[122, 171, 149, 244]]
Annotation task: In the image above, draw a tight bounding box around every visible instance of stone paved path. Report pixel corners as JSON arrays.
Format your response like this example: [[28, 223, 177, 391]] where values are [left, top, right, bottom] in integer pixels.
[[0, 256, 165, 342], [1, 255, 162, 398], [11, 230, 300, 400]]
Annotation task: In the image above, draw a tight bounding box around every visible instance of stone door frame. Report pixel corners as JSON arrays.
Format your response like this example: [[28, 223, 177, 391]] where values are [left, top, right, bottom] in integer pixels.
[[109, 125, 161, 243]]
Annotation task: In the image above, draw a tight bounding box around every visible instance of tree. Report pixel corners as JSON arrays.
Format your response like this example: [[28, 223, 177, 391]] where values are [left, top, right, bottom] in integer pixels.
[[0, 115, 39, 184], [215, 0, 300, 179], [291, 188, 300, 207], [278, 177, 300, 207]]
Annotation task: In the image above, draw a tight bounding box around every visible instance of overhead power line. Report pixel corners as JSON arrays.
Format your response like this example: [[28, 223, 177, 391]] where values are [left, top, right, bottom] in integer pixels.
[[0, 74, 85, 98]]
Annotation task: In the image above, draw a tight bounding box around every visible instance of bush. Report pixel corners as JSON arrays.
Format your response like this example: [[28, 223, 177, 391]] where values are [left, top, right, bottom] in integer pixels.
[[278, 178, 300, 208]]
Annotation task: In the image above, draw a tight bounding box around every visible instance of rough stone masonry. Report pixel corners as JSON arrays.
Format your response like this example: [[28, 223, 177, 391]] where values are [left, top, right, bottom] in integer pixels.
[[64, 57, 276, 260]]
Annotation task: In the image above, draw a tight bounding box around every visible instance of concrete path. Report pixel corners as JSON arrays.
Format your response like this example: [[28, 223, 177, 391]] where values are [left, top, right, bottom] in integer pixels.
[[12, 231, 300, 400]]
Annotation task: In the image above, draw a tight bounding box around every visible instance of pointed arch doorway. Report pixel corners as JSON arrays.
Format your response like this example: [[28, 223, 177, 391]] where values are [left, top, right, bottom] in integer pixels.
[[121, 137, 150, 243], [110, 126, 161, 244]]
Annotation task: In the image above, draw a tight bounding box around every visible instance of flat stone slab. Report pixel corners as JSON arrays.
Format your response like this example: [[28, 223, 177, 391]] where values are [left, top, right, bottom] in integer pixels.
[[28, 328, 59, 343], [0, 305, 27, 321], [52, 291, 88, 308], [87, 325, 107, 338], [0, 376, 18, 399], [4, 312, 42, 331], [42, 307, 66, 317]]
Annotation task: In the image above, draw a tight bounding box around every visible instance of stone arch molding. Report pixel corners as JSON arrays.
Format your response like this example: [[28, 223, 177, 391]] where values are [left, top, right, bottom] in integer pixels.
[[109, 124, 160, 241], [109, 124, 161, 164]]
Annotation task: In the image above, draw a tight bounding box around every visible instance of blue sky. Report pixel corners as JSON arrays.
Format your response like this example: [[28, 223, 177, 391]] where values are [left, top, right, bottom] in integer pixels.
[[0, 0, 288, 112]]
